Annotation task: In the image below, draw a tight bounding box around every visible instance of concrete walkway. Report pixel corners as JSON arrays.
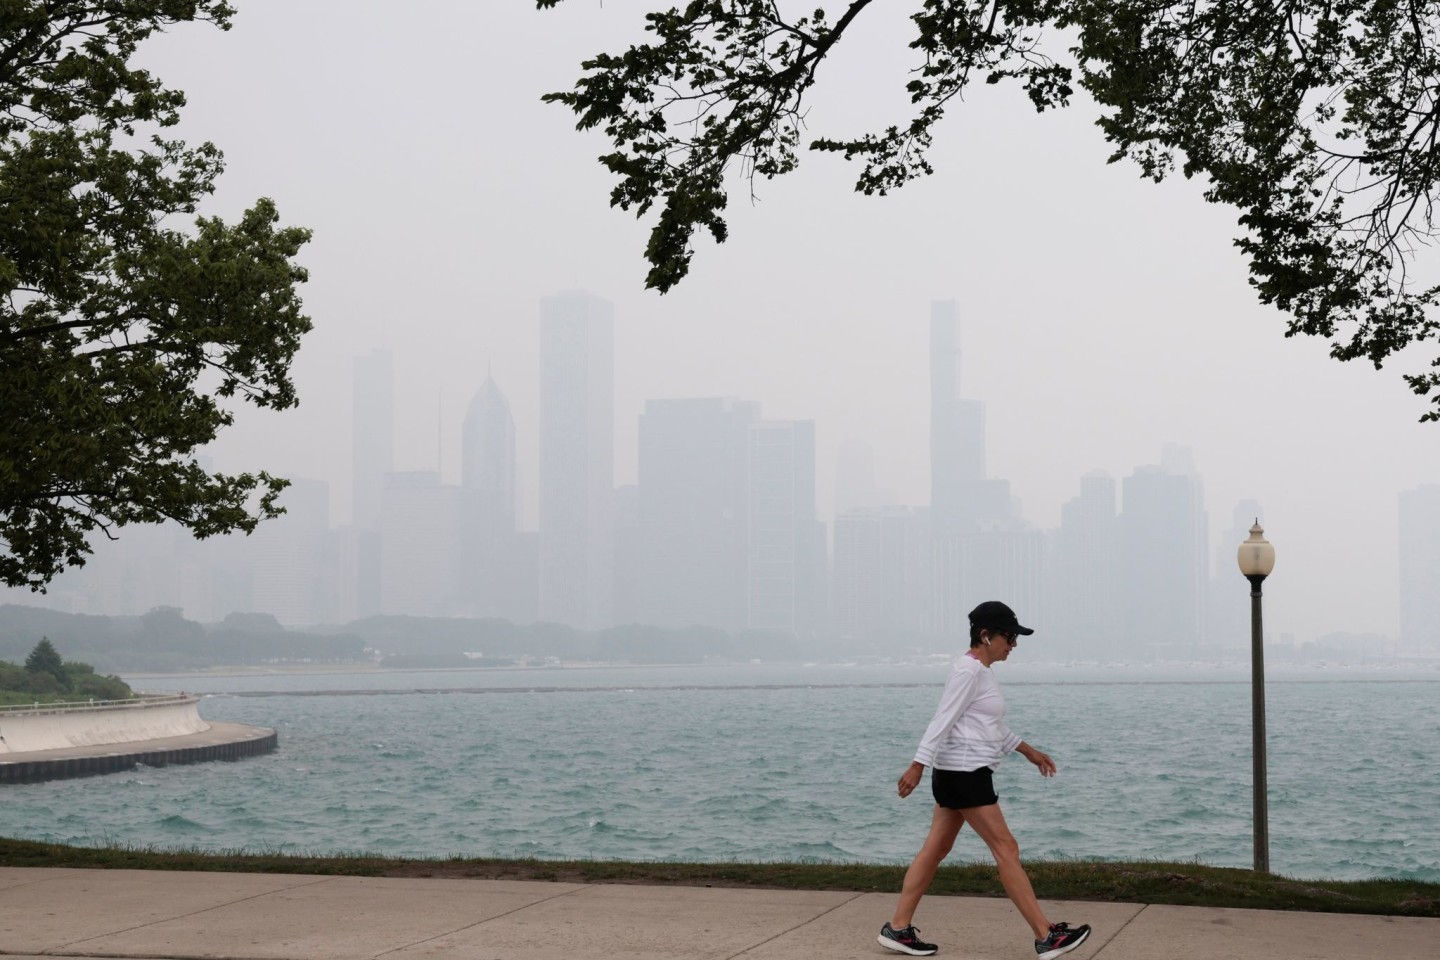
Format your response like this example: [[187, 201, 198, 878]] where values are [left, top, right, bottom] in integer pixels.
[[1, 867, 1433, 960]]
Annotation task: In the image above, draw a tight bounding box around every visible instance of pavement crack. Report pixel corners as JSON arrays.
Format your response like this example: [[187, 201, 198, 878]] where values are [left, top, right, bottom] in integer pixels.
[[368, 883, 590, 959], [725, 891, 867, 959], [1087, 902, 1149, 956], [46, 875, 339, 953]]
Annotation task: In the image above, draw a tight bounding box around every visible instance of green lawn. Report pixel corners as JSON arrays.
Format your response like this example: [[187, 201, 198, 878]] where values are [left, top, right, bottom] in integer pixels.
[[1, 836, 1434, 917]]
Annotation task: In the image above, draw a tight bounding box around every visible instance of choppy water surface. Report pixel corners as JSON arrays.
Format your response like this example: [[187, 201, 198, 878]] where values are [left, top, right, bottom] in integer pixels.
[[4, 661, 1437, 882]]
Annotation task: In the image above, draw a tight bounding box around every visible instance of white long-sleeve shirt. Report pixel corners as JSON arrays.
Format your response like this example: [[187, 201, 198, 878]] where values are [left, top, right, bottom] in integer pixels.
[[913, 654, 1022, 771]]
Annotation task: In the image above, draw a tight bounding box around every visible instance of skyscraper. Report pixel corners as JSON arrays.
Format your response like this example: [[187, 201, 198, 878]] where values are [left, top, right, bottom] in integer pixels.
[[1118, 450, 1208, 658], [1399, 484, 1440, 654], [929, 300, 1028, 634], [380, 471, 462, 617], [1053, 472, 1120, 658], [351, 348, 394, 619], [461, 374, 516, 533], [747, 419, 824, 636], [833, 506, 931, 641], [460, 374, 524, 619], [352, 348, 395, 532], [249, 478, 330, 627], [636, 397, 758, 630], [1209, 499, 1264, 658], [538, 292, 615, 630], [930, 301, 986, 534]]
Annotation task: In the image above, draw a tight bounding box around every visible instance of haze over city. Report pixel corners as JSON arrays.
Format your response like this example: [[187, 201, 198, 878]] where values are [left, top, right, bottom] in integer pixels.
[[7, 1, 1440, 649]]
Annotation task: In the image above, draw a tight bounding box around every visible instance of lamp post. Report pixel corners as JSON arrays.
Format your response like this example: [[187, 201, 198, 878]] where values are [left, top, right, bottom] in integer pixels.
[[1237, 521, 1276, 873]]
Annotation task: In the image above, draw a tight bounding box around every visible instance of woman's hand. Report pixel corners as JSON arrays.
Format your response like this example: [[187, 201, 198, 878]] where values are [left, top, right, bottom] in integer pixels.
[[1020, 743, 1056, 778], [897, 762, 925, 798]]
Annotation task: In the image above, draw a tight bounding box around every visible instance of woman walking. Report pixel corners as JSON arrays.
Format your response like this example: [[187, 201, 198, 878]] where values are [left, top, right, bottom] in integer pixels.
[[877, 601, 1091, 959]]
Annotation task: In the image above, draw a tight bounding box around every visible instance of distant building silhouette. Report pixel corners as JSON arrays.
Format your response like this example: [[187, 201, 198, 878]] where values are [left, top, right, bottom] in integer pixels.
[[930, 301, 990, 534], [1052, 472, 1120, 658], [1399, 484, 1440, 654], [462, 373, 516, 533], [834, 438, 889, 516], [351, 348, 395, 531], [1118, 447, 1208, 658], [934, 526, 1045, 636], [351, 348, 394, 618], [636, 397, 758, 631], [1209, 500, 1264, 657], [833, 506, 931, 641], [461, 373, 532, 620], [747, 419, 825, 636], [538, 292, 615, 630], [928, 300, 1033, 636], [612, 484, 641, 625], [249, 478, 330, 627], [380, 471, 461, 617]]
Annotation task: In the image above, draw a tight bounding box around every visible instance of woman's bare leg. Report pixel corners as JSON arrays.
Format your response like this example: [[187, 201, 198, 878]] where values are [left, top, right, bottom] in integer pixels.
[[891, 805, 967, 929], [959, 802, 1050, 939]]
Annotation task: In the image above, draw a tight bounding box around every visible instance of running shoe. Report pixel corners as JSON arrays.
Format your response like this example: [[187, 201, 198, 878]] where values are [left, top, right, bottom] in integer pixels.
[[877, 922, 938, 956], [1035, 921, 1091, 960]]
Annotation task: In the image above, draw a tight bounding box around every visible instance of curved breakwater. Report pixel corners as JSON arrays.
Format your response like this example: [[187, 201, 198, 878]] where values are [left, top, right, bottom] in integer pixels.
[[0, 696, 208, 754]]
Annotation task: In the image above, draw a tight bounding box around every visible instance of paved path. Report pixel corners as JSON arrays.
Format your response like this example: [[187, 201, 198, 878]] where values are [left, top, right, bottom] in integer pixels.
[[0, 867, 1432, 960]]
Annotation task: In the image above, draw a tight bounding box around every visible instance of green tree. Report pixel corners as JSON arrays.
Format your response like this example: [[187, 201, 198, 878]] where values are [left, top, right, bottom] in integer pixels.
[[538, 0, 1440, 419], [1, 1, 313, 590], [23, 637, 68, 689]]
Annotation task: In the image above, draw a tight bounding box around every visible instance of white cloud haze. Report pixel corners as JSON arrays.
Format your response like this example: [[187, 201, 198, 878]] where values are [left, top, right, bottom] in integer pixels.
[[123, 1, 1440, 644]]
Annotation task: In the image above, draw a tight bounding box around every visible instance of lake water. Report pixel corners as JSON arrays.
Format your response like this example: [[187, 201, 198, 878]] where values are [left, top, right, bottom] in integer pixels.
[[3, 659, 1437, 882]]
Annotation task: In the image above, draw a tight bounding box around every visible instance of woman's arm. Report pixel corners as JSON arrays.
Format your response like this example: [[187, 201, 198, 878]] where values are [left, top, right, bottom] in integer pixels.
[[897, 761, 926, 798], [1016, 741, 1056, 777]]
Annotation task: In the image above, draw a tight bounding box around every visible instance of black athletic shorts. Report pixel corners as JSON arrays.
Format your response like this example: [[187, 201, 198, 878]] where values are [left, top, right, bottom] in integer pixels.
[[931, 766, 999, 809]]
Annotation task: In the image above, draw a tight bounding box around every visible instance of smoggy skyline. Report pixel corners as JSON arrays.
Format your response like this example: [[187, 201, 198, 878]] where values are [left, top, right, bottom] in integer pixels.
[[99, 1, 1440, 645]]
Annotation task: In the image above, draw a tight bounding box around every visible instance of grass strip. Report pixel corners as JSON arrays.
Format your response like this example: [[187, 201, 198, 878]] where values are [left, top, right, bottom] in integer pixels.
[[1, 836, 1435, 918]]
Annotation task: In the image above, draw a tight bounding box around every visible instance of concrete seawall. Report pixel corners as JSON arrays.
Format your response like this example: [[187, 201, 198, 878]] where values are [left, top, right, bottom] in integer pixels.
[[0, 695, 209, 754], [0, 696, 276, 784]]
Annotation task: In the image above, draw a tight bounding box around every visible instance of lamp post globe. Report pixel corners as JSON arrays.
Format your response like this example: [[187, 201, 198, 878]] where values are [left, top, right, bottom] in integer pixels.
[[1237, 521, 1275, 873], [1238, 522, 1276, 581]]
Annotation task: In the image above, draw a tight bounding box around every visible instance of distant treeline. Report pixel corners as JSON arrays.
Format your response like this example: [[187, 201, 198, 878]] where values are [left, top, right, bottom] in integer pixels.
[[0, 603, 891, 673], [0, 605, 368, 673], [338, 616, 817, 665]]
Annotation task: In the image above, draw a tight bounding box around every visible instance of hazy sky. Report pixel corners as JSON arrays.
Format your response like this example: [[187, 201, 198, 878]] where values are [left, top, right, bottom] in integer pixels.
[[132, 1, 1440, 644]]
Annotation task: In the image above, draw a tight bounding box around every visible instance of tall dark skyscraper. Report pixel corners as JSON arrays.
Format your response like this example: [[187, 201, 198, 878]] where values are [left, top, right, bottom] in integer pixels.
[[538, 291, 615, 630], [461, 374, 524, 620]]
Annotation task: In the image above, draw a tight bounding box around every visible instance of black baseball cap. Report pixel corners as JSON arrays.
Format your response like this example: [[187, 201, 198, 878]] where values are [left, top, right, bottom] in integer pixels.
[[968, 600, 1034, 636]]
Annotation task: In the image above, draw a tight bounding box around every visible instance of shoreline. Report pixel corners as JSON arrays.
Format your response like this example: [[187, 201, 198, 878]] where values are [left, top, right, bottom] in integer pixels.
[[119, 656, 1440, 684], [0, 837, 1435, 917]]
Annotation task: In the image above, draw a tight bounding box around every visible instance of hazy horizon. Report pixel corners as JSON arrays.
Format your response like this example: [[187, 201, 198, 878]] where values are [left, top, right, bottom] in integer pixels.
[[31, 1, 1436, 645]]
